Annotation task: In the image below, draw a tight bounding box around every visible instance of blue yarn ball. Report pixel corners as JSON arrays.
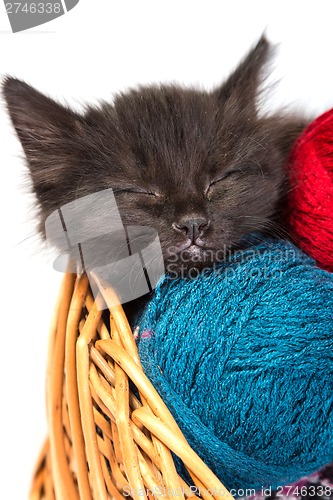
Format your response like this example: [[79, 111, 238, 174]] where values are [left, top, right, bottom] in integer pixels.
[[137, 238, 333, 491]]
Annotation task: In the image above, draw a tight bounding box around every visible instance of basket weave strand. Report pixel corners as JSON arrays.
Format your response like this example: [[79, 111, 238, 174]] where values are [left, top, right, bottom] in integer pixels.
[[30, 272, 233, 500]]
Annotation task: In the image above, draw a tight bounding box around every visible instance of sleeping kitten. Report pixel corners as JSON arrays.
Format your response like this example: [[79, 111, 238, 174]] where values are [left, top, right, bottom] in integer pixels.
[[3, 36, 306, 281]]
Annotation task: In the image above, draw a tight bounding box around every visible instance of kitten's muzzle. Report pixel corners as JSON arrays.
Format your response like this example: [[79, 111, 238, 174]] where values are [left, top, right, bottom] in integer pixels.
[[172, 217, 211, 243]]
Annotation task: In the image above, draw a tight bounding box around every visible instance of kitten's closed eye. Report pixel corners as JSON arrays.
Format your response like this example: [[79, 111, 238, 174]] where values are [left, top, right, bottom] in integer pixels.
[[209, 168, 244, 185], [114, 188, 159, 197], [206, 166, 256, 198]]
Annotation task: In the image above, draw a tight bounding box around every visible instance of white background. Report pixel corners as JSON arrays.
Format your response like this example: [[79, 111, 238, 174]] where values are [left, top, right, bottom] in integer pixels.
[[1, 1, 333, 498]]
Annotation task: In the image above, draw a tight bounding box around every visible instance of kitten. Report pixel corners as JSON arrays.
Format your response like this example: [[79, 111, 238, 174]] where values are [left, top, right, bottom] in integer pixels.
[[3, 36, 307, 280]]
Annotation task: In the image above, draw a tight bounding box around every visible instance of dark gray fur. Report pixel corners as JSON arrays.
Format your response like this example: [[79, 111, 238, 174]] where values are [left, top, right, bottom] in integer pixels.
[[3, 36, 307, 274]]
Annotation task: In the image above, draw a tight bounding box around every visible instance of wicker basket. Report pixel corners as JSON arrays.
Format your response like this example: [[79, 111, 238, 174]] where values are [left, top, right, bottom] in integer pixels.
[[29, 271, 233, 500]]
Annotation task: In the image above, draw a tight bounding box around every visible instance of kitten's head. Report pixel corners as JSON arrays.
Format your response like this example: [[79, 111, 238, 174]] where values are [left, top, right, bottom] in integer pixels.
[[3, 36, 306, 275]]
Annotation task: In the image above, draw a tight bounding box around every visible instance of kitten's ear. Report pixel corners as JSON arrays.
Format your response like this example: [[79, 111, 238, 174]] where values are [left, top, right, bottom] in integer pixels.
[[216, 35, 272, 118], [2, 77, 83, 163], [2, 77, 86, 224]]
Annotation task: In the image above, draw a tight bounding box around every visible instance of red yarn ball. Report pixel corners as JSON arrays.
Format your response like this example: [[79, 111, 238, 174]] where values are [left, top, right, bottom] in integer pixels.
[[288, 108, 333, 272]]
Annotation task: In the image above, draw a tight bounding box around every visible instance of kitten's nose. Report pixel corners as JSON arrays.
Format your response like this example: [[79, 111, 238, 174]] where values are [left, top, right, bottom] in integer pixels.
[[173, 217, 211, 242]]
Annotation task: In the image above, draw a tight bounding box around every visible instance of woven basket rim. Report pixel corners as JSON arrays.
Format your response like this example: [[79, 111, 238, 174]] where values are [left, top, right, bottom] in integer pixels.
[[30, 271, 233, 500]]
